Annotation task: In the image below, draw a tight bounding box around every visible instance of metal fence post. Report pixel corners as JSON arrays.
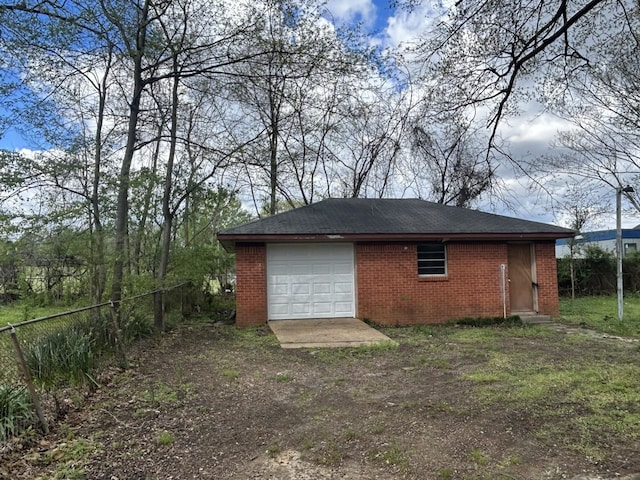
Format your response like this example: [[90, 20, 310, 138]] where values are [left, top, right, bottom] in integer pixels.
[[109, 301, 129, 370], [181, 282, 185, 317], [8, 326, 49, 434]]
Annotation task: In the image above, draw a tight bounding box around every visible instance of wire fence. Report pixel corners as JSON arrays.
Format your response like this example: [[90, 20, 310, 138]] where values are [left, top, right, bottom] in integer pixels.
[[0, 282, 190, 446]]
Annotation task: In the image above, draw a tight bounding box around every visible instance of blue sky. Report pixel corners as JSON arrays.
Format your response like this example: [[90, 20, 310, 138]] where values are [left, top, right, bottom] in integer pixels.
[[326, 0, 395, 32], [325, 0, 441, 48], [0, 0, 429, 152], [2, 0, 635, 229]]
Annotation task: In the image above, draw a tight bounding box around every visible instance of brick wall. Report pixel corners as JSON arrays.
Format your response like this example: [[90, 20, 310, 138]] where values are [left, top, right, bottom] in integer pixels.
[[234, 244, 267, 327], [356, 242, 510, 325], [233, 240, 561, 327]]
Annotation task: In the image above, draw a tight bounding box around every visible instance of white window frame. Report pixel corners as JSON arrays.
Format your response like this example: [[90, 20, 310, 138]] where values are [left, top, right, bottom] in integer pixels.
[[417, 243, 447, 276]]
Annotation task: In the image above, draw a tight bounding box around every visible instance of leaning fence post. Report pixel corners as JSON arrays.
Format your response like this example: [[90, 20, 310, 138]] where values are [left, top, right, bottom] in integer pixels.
[[180, 283, 185, 317], [109, 301, 129, 370], [8, 325, 49, 434]]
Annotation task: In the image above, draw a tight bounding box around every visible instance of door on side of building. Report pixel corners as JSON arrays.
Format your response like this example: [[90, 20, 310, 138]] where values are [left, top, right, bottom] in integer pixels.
[[507, 243, 535, 313]]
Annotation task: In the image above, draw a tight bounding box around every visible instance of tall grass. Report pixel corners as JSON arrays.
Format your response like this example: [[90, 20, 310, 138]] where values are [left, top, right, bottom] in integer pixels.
[[559, 296, 640, 338], [0, 384, 34, 440], [22, 311, 152, 391], [23, 321, 97, 390]]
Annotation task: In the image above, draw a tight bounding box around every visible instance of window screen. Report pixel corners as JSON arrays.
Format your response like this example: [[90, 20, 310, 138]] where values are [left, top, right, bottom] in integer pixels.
[[417, 243, 446, 276]]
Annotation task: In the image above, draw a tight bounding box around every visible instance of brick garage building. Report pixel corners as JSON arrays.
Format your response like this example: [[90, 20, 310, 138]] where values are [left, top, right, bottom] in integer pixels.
[[217, 199, 574, 327]]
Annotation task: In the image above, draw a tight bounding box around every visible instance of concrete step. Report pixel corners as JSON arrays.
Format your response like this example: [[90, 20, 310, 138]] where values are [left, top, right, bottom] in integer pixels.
[[520, 314, 553, 324]]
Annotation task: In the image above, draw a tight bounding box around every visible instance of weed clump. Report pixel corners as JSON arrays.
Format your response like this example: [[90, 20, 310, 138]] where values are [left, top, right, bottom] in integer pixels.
[[448, 316, 523, 328], [0, 384, 34, 440]]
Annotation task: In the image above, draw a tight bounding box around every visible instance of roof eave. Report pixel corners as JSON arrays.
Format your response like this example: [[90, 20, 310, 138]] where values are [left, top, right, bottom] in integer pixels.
[[217, 231, 575, 252]]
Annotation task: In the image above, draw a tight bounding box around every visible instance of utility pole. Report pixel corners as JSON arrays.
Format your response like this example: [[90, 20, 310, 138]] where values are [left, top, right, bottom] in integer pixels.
[[616, 185, 635, 321]]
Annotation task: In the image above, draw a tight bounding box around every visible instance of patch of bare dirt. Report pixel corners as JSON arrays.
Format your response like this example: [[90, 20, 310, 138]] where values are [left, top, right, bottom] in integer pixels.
[[2, 321, 639, 479]]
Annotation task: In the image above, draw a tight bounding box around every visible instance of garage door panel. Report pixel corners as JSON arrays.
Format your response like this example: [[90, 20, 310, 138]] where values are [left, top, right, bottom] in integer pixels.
[[272, 274, 291, 283], [312, 264, 331, 275], [333, 263, 353, 274], [313, 303, 332, 315], [270, 265, 289, 276], [313, 283, 331, 294], [334, 282, 353, 294], [272, 284, 289, 295], [291, 264, 311, 275], [267, 244, 355, 320], [334, 302, 354, 315], [291, 283, 310, 295], [333, 272, 352, 279], [291, 303, 311, 315], [270, 304, 290, 316]]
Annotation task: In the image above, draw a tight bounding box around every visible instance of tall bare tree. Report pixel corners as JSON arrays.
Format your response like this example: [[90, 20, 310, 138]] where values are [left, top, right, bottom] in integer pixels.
[[514, 3, 640, 213], [410, 0, 636, 155], [228, 0, 372, 214], [405, 110, 494, 207]]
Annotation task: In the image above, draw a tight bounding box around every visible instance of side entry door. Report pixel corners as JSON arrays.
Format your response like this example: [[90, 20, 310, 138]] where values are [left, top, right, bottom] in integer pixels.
[[507, 243, 534, 313]]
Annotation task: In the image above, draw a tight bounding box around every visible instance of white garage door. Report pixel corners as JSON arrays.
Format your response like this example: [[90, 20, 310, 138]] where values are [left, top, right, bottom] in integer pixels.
[[267, 243, 355, 320]]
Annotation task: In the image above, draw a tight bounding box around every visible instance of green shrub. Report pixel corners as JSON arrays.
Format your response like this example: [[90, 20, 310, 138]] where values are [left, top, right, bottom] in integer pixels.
[[208, 294, 236, 323], [0, 384, 34, 440], [24, 324, 95, 390], [121, 312, 153, 342], [557, 245, 617, 297], [20, 308, 154, 392], [449, 316, 523, 327]]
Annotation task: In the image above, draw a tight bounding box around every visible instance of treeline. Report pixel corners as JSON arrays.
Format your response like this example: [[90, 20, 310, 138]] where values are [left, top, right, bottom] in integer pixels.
[[0, 188, 245, 307], [0, 0, 499, 332], [557, 246, 640, 297]]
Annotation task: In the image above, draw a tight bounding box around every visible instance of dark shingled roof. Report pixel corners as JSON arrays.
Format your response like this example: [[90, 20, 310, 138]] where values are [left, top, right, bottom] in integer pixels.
[[217, 198, 574, 250]]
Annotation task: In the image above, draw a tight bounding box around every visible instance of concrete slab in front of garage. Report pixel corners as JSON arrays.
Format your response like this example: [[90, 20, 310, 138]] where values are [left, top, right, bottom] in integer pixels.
[[268, 317, 394, 349]]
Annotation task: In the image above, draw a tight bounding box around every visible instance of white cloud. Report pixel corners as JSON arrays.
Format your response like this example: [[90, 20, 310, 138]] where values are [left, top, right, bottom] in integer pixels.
[[503, 112, 571, 146], [383, 4, 438, 48], [325, 0, 377, 28]]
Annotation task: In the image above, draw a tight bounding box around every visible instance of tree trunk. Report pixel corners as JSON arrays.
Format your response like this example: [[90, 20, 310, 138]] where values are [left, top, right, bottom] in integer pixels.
[[154, 53, 180, 332], [109, 0, 150, 366], [90, 46, 112, 306], [132, 121, 162, 275]]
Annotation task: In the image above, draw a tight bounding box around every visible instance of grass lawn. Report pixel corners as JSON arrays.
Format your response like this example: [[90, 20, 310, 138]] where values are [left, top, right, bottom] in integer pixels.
[[3, 318, 639, 480], [0, 302, 80, 326], [559, 295, 640, 338], [0, 303, 87, 386]]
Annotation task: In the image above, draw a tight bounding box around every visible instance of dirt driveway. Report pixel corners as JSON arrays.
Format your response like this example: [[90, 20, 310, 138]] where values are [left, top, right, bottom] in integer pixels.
[[3, 320, 640, 479]]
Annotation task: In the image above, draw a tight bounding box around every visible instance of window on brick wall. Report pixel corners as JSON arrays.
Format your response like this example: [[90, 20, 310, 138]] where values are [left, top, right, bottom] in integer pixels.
[[417, 243, 447, 276]]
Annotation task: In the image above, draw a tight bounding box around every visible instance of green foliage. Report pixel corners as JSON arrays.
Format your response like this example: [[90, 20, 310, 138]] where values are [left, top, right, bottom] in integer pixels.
[[40, 436, 101, 479], [141, 381, 194, 407], [352, 340, 398, 354], [20, 312, 139, 390], [275, 372, 293, 382], [557, 245, 616, 296], [206, 294, 236, 322], [0, 384, 34, 441], [0, 239, 19, 304], [448, 315, 523, 327], [12, 226, 93, 304], [222, 369, 239, 380], [469, 448, 489, 466], [0, 302, 75, 324], [436, 467, 454, 479], [464, 349, 640, 460], [156, 430, 174, 446], [370, 443, 411, 473], [120, 311, 154, 342], [623, 251, 640, 293], [559, 296, 640, 337], [24, 323, 96, 390], [171, 188, 251, 291]]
